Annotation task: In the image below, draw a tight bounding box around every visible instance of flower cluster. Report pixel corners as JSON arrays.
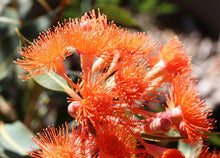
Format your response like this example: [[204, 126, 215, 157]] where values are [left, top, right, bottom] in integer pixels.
[[16, 10, 215, 158]]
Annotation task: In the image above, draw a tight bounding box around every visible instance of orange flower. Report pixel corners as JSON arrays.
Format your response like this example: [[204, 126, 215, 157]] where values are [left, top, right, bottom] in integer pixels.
[[113, 53, 161, 116], [198, 147, 220, 158], [92, 29, 156, 81], [15, 28, 72, 80], [160, 36, 192, 76], [68, 71, 118, 128], [61, 9, 120, 83], [165, 75, 214, 145], [90, 118, 143, 158], [62, 9, 118, 58], [146, 37, 192, 82], [29, 123, 87, 158], [115, 29, 156, 55]]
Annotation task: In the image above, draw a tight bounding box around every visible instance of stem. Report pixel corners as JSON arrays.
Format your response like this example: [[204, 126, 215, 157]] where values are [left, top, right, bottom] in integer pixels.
[[62, 73, 80, 91]]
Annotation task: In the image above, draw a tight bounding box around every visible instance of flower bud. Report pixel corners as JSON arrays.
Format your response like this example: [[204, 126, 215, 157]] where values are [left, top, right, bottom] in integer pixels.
[[162, 149, 185, 158], [144, 117, 172, 133], [68, 101, 81, 118]]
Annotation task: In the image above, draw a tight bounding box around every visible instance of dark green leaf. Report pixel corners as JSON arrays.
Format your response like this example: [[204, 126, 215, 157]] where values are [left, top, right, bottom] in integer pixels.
[[81, 0, 92, 13], [60, 0, 81, 20], [93, 4, 140, 29], [0, 54, 14, 81], [138, 0, 158, 13], [208, 133, 220, 147], [0, 34, 19, 81], [95, 0, 122, 5], [157, 3, 179, 15]]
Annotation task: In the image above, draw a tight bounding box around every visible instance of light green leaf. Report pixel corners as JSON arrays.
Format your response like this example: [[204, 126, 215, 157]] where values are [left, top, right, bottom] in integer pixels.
[[178, 140, 200, 158], [34, 71, 79, 98], [0, 0, 12, 6], [0, 121, 36, 156], [166, 128, 182, 137], [34, 71, 69, 92], [0, 146, 9, 158], [17, 0, 34, 20]]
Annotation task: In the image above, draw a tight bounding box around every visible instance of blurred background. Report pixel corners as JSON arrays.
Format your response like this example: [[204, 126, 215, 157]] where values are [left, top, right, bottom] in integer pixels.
[[0, 0, 220, 157]]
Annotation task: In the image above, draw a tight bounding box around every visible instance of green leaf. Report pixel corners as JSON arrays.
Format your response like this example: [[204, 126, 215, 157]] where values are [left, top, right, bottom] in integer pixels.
[[208, 133, 220, 147], [138, 0, 158, 13], [17, 0, 33, 20], [34, 71, 69, 92], [178, 140, 200, 158], [0, 51, 14, 81], [0, 7, 21, 38], [81, 0, 92, 13], [0, 146, 9, 158], [60, 0, 81, 20], [0, 0, 12, 6], [0, 34, 19, 81], [95, 0, 122, 5], [0, 121, 36, 156], [93, 4, 140, 29], [157, 2, 179, 15], [166, 128, 182, 137]]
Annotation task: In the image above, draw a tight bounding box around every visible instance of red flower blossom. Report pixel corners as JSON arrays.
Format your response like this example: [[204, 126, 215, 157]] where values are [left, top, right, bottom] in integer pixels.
[[113, 53, 161, 116], [115, 29, 156, 55], [15, 28, 72, 80], [29, 123, 87, 158], [68, 71, 118, 129], [62, 9, 117, 58], [198, 147, 220, 158], [146, 37, 192, 82], [160, 36, 192, 76], [61, 10, 121, 83], [90, 118, 144, 158], [165, 75, 214, 145]]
